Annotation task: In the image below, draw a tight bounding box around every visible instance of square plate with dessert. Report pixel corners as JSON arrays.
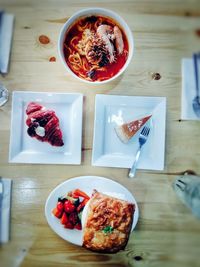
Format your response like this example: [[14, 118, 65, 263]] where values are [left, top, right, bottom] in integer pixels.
[[9, 91, 83, 164], [92, 94, 166, 170]]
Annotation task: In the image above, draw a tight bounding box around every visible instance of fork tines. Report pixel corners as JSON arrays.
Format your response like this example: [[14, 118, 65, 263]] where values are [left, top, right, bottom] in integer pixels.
[[141, 126, 150, 136]]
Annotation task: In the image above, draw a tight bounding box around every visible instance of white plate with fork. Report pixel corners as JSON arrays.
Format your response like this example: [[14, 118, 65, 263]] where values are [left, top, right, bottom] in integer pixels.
[[92, 94, 166, 170]]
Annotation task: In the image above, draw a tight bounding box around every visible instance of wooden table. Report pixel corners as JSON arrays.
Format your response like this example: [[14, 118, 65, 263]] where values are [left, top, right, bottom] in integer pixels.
[[0, 1, 200, 266]]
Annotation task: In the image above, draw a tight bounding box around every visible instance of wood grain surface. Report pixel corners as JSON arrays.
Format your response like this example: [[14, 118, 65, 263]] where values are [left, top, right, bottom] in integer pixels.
[[0, 1, 200, 267]]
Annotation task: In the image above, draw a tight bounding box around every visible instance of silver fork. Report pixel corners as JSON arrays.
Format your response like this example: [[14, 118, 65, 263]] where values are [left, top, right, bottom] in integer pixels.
[[129, 126, 150, 178]]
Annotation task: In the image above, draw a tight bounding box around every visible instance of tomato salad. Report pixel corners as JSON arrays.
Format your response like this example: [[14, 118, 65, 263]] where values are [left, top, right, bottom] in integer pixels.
[[52, 189, 90, 230]]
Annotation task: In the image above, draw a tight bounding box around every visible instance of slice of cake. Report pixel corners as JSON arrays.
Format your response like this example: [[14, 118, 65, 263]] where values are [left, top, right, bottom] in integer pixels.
[[26, 102, 64, 147], [82, 190, 135, 253], [115, 115, 152, 143]]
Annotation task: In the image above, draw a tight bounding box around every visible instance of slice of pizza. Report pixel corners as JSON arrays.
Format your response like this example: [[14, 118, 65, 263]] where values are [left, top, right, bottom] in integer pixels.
[[82, 190, 135, 253], [115, 115, 152, 143], [26, 102, 64, 147]]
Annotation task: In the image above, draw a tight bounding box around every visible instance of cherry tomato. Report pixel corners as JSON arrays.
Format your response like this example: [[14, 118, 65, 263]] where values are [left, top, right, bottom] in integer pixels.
[[57, 201, 64, 211], [69, 212, 78, 225], [61, 212, 68, 225], [64, 200, 75, 213], [64, 221, 74, 229], [74, 223, 82, 230], [52, 207, 62, 218]]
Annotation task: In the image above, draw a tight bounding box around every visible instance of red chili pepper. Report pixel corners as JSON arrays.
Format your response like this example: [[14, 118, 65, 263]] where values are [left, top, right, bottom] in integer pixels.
[[77, 198, 89, 212], [72, 189, 90, 200]]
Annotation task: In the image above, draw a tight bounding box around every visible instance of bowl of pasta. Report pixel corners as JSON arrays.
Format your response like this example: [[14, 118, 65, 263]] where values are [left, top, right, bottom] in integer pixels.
[[58, 8, 134, 84]]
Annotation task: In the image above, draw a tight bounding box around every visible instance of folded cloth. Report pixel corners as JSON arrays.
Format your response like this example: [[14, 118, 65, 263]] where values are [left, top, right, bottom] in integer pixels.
[[181, 58, 200, 120], [0, 11, 14, 74], [0, 178, 12, 243]]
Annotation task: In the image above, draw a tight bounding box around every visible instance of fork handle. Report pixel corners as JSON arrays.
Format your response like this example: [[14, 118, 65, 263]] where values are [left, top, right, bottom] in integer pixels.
[[129, 146, 141, 178], [193, 53, 199, 97]]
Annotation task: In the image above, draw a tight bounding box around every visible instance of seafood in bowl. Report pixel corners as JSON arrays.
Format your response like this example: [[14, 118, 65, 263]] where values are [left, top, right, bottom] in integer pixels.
[[58, 8, 134, 83]]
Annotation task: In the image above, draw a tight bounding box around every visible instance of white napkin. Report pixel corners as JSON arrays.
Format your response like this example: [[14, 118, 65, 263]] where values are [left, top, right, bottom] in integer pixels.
[[0, 11, 15, 74], [0, 178, 12, 243], [181, 58, 200, 120]]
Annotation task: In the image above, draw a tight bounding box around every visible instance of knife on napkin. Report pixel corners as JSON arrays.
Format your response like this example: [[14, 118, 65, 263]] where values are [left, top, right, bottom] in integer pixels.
[[0, 10, 14, 74], [0, 178, 12, 243]]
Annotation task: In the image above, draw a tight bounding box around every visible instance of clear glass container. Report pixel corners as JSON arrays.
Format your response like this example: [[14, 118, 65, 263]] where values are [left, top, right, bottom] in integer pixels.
[[0, 82, 9, 106]]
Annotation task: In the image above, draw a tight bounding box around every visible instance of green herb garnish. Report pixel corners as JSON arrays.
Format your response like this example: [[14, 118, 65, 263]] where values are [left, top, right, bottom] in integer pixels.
[[102, 225, 114, 234]]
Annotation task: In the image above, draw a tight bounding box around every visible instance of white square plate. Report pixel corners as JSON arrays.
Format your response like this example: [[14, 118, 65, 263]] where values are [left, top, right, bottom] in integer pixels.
[[9, 91, 83, 164], [92, 94, 166, 170]]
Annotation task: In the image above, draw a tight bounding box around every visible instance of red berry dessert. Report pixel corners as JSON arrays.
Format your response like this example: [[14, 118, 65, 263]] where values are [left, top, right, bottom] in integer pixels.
[[26, 102, 64, 146]]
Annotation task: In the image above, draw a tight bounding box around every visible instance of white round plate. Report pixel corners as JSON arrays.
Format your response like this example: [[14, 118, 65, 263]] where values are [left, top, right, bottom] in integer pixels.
[[45, 176, 139, 246]]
